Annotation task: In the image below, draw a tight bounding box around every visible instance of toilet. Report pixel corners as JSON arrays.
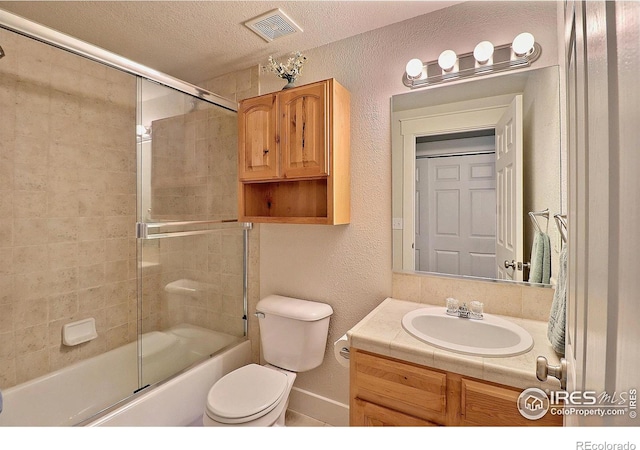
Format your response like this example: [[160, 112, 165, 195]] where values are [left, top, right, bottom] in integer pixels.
[[203, 295, 333, 427]]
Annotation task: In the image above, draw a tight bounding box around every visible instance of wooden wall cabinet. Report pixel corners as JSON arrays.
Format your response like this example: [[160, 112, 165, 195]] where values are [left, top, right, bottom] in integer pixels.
[[350, 348, 563, 427], [238, 78, 350, 224]]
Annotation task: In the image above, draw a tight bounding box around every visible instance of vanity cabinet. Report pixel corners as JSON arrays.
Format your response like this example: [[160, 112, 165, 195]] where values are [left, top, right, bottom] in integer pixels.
[[237, 78, 350, 224], [350, 349, 563, 427]]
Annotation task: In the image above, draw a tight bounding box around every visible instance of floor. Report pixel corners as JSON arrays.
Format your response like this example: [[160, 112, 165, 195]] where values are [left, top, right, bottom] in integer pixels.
[[285, 410, 330, 427]]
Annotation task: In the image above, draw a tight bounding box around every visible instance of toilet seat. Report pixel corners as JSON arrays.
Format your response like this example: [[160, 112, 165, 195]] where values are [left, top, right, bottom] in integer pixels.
[[205, 364, 289, 424]]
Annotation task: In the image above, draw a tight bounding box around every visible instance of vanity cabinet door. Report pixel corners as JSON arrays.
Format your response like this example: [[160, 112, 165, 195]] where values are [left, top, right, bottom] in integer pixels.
[[350, 349, 448, 425], [279, 81, 329, 179], [460, 378, 562, 426], [351, 398, 439, 427], [238, 94, 279, 181]]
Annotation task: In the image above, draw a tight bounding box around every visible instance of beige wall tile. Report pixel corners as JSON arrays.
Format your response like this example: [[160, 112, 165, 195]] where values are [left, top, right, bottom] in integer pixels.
[[0, 303, 15, 333], [392, 272, 553, 321], [15, 323, 48, 354], [13, 245, 48, 274], [14, 164, 48, 191], [522, 285, 555, 321], [0, 331, 15, 360], [419, 275, 454, 305], [15, 348, 49, 384], [48, 293, 78, 321], [48, 242, 79, 269], [391, 272, 421, 303], [14, 136, 48, 166], [0, 219, 12, 248], [47, 217, 79, 243], [13, 218, 47, 246], [0, 275, 14, 304], [0, 248, 12, 275]]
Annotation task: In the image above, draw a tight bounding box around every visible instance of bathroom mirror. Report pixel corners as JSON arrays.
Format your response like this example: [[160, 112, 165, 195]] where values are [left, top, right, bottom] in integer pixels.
[[391, 65, 565, 287]]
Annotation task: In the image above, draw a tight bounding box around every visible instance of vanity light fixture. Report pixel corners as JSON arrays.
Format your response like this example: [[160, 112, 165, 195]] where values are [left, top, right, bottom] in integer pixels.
[[473, 40, 494, 65], [437, 50, 458, 73], [512, 32, 536, 57], [403, 32, 541, 89], [405, 58, 424, 79]]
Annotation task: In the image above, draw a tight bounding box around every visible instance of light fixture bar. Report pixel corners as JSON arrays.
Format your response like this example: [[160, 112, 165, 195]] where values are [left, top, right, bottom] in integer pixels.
[[403, 42, 541, 89]]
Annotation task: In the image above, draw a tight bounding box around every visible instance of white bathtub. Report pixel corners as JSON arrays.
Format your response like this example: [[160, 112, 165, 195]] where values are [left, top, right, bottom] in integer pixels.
[[0, 324, 251, 427]]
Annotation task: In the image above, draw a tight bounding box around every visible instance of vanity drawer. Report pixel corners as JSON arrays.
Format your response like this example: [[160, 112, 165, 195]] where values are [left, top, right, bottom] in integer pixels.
[[460, 378, 563, 426], [351, 398, 439, 426], [350, 349, 447, 424]]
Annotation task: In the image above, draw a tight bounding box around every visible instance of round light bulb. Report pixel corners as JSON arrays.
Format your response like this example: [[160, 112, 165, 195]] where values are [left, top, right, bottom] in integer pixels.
[[473, 41, 494, 64], [438, 50, 457, 72], [512, 32, 535, 56], [405, 58, 424, 78]]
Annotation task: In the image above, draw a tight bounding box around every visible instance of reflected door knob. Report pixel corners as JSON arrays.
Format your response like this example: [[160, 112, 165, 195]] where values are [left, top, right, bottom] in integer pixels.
[[504, 260, 516, 269], [517, 261, 531, 271]]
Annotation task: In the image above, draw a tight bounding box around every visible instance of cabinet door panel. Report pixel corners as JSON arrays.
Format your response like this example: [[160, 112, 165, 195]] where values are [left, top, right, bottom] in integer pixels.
[[351, 349, 447, 424], [238, 94, 278, 180], [279, 82, 328, 178], [460, 378, 562, 426]]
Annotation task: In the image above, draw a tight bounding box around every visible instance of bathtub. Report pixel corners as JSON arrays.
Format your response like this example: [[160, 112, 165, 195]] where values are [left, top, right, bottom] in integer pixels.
[[0, 324, 251, 427]]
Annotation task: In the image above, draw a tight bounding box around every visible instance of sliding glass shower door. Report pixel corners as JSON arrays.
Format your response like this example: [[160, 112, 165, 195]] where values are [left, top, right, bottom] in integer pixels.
[[136, 79, 247, 389]]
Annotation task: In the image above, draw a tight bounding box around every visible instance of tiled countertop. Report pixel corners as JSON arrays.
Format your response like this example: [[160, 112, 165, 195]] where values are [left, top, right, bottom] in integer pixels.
[[347, 297, 562, 391]]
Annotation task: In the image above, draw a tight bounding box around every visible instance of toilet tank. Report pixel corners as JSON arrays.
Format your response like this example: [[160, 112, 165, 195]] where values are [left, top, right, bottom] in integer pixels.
[[256, 295, 333, 372]]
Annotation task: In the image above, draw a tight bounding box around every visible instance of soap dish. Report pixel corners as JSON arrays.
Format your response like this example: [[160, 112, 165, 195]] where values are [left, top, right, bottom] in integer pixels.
[[62, 318, 98, 346]]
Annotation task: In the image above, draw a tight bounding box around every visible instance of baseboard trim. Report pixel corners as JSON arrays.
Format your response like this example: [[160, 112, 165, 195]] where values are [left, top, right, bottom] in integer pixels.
[[288, 387, 349, 427]]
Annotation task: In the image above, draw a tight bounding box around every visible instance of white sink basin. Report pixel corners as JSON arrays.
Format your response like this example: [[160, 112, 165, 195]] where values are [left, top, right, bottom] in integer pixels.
[[401, 307, 534, 357]]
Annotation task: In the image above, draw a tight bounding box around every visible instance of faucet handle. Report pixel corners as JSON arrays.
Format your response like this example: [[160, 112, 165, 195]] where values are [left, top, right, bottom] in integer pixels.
[[446, 297, 459, 315], [470, 300, 484, 319]]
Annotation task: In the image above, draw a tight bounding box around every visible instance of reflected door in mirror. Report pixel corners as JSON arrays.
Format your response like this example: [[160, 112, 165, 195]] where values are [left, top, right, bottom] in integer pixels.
[[415, 153, 496, 278]]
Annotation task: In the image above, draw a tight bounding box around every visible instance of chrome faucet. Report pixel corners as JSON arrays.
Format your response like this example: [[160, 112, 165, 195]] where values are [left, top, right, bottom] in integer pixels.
[[457, 303, 471, 318], [446, 300, 484, 320]]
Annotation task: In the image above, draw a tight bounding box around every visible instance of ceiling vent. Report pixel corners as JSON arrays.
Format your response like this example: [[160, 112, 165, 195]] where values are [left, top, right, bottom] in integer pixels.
[[244, 8, 303, 42]]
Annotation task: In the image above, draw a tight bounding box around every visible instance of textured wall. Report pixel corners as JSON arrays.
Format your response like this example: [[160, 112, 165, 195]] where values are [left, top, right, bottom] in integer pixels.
[[257, 1, 559, 407]]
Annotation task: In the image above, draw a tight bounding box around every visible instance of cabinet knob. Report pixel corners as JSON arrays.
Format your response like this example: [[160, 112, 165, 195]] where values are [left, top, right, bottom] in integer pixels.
[[263, 149, 269, 155], [536, 356, 567, 390]]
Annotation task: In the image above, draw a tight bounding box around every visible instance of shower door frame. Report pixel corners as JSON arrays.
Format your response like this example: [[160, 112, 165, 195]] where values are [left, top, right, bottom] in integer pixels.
[[0, 9, 237, 112]]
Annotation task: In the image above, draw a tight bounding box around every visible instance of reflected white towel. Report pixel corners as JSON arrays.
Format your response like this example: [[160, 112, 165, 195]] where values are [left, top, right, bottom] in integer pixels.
[[529, 231, 551, 284], [547, 246, 567, 356]]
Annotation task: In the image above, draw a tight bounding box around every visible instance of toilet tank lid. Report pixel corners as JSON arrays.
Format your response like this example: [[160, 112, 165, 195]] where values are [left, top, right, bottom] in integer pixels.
[[257, 295, 333, 321]]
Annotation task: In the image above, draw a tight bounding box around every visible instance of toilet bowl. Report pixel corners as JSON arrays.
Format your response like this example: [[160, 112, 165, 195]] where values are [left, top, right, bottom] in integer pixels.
[[203, 295, 333, 427], [203, 364, 296, 426]]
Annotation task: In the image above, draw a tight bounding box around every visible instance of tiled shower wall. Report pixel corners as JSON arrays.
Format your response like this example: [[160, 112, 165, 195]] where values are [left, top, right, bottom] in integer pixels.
[[0, 29, 137, 388]]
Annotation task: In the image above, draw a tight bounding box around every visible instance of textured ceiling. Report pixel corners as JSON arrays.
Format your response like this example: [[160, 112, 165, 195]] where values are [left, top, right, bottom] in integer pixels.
[[0, 1, 461, 84]]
